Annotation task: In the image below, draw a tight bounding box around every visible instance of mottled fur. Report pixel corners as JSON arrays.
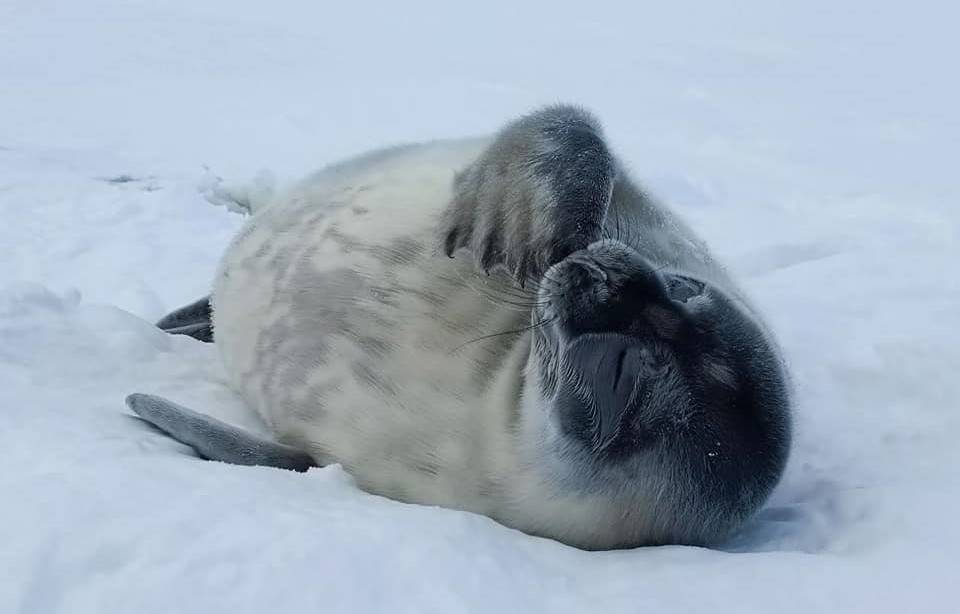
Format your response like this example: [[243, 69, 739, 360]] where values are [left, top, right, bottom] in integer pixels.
[[136, 106, 791, 549]]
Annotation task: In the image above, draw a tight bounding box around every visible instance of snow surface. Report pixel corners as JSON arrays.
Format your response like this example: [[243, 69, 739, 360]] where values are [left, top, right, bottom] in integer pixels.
[[2, 1, 959, 612]]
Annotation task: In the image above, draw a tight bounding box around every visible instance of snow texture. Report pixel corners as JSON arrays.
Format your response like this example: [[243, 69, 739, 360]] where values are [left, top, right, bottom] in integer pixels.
[[2, 1, 958, 612]]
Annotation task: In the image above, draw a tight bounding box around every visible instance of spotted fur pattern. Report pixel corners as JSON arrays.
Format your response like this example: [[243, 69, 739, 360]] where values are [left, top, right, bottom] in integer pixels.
[[184, 106, 791, 549]]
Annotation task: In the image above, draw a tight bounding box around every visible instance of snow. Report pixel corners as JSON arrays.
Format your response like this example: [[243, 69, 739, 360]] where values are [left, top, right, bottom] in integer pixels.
[[2, 0, 958, 611]]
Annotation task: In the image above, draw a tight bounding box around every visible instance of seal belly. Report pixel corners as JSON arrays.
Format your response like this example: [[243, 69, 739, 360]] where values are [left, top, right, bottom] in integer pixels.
[[212, 139, 526, 510]]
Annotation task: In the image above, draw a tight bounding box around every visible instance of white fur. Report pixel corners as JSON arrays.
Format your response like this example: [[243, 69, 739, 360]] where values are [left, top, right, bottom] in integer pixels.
[[210, 139, 740, 549], [213, 141, 532, 512]]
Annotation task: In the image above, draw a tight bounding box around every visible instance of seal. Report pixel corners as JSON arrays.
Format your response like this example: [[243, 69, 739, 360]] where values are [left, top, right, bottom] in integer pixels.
[[128, 105, 791, 549]]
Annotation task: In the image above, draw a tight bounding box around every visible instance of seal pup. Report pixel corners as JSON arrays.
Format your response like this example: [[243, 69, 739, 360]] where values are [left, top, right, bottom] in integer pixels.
[[128, 105, 791, 549]]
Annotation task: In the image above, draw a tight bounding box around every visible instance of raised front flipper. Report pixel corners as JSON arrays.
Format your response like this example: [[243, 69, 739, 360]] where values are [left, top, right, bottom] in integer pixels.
[[126, 393, 317, 472], [440, 105, 616, 286]]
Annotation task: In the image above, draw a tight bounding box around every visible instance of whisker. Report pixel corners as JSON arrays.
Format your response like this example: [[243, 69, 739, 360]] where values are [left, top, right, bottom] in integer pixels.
[[453, 268, 550, 311], [451, 316, 557, 352]]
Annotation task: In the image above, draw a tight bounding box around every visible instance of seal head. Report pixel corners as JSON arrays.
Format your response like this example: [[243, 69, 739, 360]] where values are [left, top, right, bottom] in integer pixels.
[[526, 239, 791, 546]]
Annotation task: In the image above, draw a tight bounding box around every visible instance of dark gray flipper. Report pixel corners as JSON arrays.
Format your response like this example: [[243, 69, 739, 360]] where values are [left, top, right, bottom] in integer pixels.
[[441, 105, 616, 286], [126, 393, 317, 472], [156, 296, 213, 342], [163, 322, 214, 343]]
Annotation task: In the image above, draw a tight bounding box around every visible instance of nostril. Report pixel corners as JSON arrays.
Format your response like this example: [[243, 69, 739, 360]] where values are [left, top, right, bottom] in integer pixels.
[[562, 258, 609, 297], [569, 256, 608, 284]]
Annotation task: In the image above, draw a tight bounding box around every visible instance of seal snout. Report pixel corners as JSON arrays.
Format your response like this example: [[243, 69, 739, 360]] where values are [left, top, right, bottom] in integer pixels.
[[539, 242, 670, 338]]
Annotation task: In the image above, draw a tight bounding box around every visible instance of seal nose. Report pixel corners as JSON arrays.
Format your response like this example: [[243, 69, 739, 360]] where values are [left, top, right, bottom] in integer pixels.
[[543, 247, 671, 338], [560, 254, 610, 298], [540, 253, 613, 332]]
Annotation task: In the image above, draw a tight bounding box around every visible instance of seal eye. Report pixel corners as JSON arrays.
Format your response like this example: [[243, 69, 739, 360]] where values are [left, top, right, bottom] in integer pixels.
[[665, 275, 706, 303], [636, 347, 669, 377]]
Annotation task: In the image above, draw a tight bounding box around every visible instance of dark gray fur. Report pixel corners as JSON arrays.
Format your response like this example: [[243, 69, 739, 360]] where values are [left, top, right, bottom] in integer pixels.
[[441, 105, 615, 286], [443, 105, 727, 291], [126, 393, 316, 472], [442, 105, 791, 546]]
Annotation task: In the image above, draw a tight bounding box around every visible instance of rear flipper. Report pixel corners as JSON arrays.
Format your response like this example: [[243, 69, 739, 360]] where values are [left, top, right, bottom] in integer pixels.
[[156, 296, 214, 343], [126, 393, 317, 472], [163, 322, 213, 343]]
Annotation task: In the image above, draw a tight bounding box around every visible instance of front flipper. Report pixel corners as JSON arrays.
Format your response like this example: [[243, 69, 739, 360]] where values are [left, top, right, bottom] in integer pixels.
[[126, 393, 317, 472], [156, 296, 214, 343], [441, 105, 616, 286]]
